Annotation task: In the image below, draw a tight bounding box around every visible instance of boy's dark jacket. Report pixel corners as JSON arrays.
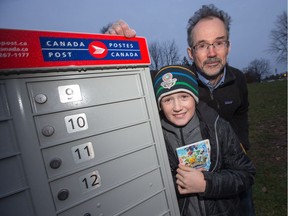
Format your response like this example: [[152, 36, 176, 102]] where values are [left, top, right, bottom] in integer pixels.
[[160, 101, 255, 216]]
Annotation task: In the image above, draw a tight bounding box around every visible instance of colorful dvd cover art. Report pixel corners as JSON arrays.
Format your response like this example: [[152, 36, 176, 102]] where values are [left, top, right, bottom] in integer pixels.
[[176, 139, 211, 170]]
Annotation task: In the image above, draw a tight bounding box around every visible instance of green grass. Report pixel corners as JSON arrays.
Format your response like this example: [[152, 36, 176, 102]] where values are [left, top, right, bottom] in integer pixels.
[[248, 80, 287, 216]]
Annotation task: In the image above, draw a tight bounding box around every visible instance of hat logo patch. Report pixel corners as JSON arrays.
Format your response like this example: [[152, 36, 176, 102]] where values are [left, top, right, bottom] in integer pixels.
[[161, 73, 177, 89]]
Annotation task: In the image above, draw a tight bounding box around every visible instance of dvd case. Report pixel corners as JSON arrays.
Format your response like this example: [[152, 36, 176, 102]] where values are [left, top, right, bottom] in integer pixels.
[[176, 139, 211, 170]]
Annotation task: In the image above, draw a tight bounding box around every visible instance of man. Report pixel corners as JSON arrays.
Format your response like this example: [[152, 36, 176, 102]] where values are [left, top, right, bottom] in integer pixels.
[[186, 5, 250, 151], [106, 4, 254, 215], [185, 6, 254, 215]]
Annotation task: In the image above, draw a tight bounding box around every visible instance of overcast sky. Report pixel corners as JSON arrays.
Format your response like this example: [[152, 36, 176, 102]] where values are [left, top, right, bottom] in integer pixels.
[[0, 0, 286, 73]]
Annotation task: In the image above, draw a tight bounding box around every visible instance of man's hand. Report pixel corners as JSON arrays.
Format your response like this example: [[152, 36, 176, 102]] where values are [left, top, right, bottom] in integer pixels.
[[176, 164, 206, 194], [105, 20, 136, 38]]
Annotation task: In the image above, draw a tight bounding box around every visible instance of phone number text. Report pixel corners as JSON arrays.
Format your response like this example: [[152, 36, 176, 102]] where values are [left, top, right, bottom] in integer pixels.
[[0, 52, 29, 58]]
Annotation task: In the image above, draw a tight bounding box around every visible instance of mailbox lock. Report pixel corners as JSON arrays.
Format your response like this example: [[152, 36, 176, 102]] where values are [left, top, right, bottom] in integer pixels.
[[83, 213, 91, 216], [57, 189, 69, 201], [34, 94, 47, 104], [42, 125, 55, 137], [50, 158, 62, 169]]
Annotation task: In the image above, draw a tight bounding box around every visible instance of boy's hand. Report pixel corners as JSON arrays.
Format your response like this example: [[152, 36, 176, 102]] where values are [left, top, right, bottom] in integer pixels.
[[176, 164, 206, 194], [105, 20, 136, 38]]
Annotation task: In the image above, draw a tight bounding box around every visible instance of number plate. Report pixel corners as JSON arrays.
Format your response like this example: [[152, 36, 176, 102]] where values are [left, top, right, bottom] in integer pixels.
[[64, 113, 88, 133], [79, 170, 101, 193], [58, 84, 82, 103], [71, 142, 95, 164]]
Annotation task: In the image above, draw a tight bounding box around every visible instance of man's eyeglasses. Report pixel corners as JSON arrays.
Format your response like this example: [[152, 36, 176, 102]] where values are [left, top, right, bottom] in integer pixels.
[[192, 40, 230, 53]]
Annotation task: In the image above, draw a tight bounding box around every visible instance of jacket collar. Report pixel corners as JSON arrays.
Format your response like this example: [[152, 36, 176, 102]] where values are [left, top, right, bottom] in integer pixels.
[[191, 63, 236, 87], [160, 112, 200, 137]]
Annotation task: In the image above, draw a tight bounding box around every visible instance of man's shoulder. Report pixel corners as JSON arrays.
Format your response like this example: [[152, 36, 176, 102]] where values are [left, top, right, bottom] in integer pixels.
[[197, 101, 219, 122], [226, 65, 245, 77], [225, 65, 247, 84]]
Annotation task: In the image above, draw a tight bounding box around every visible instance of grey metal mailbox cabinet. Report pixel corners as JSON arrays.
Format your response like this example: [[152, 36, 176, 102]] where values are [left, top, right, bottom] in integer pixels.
[[0, 29, 180, 216]]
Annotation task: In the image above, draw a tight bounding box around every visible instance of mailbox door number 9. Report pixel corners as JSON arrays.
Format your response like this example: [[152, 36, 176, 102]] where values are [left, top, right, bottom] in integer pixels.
[[58, 84, 82, 103]]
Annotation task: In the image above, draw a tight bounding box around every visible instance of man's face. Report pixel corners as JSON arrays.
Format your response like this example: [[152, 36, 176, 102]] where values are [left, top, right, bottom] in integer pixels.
[[160, 92, 196, 127], [187, 17, 230, 78]]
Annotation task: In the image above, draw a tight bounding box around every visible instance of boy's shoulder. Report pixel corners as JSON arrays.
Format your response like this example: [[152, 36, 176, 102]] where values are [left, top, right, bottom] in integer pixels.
[[196, 101, 218, 123]]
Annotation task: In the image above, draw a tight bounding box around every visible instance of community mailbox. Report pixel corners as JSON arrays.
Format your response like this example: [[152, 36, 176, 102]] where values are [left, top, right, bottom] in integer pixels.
[[0, 29, 180, 216]]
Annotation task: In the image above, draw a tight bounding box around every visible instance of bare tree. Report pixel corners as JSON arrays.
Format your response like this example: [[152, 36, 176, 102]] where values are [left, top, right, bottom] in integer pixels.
[[149, 41, 162, 70], [100, 23, 113, 34], [181, 56, 191, 66], [148, 40, 181, 70], [161, 40, 180, 66], [244, 58, 272, 82], [268, 11, 287, 64]]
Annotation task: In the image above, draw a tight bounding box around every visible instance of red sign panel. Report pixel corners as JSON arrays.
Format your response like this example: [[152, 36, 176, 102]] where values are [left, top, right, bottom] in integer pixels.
[[0, 29, 150, 72]]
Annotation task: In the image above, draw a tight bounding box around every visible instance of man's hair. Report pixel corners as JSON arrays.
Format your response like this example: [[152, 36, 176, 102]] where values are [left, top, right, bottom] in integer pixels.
[[187, 4, 231, 47]]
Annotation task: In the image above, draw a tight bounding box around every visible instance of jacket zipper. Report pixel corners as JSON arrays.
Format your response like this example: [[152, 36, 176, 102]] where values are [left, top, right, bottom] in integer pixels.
[[211, 115, 220, 172], [180, 128, 185, 147], [179, 128, 206, 216], [209, 89, 221, 110], [198, 196, 206, 216], [210, 90, 214, 100], [179, 128, 187, 216]]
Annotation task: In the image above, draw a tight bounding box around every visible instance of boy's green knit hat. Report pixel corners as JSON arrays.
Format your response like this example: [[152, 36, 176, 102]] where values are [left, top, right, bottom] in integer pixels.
[[153, 65, 199, 109]]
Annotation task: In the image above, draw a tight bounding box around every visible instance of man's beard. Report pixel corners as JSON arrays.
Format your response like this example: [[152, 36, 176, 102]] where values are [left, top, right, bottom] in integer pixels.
[[198, 57, 225, 80]]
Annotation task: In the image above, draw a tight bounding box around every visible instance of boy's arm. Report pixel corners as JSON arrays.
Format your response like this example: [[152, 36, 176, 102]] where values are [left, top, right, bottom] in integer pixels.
[[201, 119, 255, 198]]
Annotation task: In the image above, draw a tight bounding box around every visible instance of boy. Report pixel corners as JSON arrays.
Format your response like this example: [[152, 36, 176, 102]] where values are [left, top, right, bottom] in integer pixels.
[[153, 65, 255, 216]]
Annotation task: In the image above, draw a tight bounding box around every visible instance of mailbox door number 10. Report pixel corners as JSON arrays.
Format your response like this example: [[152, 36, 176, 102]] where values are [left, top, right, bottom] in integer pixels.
[[65, 113, 88, 133]]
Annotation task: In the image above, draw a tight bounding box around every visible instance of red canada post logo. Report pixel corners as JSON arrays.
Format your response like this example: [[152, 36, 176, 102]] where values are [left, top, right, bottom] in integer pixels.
[[88, 41, 108, 58]]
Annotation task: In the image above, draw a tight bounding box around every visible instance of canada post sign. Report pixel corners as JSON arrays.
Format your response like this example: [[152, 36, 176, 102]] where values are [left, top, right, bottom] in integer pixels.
[[40, 37, 141, 61], [0, 29, 150, 71]]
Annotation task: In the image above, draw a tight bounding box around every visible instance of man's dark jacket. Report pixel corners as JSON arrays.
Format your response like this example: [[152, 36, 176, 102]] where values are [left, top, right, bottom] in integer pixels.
[[191, 64, 250, 150], [161, 101, 255, 216]]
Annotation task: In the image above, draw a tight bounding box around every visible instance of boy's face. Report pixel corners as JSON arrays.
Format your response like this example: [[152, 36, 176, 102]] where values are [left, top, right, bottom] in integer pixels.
[[160, 92, 196, 127]]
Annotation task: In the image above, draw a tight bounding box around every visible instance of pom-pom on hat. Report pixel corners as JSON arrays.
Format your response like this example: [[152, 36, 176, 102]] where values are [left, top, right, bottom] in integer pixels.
[[153, 65, 199, 109]]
